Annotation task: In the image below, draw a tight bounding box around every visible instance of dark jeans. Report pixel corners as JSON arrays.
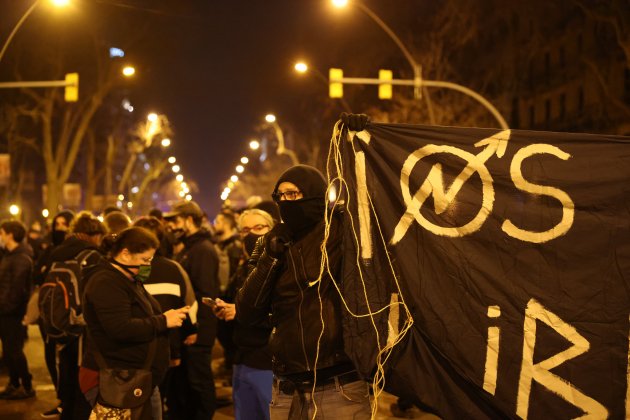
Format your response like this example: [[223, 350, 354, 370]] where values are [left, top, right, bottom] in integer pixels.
[[168, 345, 216, 420], [0, 315, 32, 389], [38, 321, 58, 396], [216, 320, 236, 367], [58, 337, 91, 420]]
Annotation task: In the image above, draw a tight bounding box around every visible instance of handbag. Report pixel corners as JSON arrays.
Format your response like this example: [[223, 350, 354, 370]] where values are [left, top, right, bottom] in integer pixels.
[[91, 334, 156, 409]]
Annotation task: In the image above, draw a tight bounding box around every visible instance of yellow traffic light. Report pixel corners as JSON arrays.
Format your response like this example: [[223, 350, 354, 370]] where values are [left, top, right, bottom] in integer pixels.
[[379, 69, 392, 99], [64, 73, 79, 102], [329, 68, 343, 98]]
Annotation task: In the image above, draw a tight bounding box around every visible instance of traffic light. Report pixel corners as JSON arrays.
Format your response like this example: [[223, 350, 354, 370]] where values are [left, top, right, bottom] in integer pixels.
[[379, 69, 393, 99], [64, 73, 79, 102], [329, 68, 343, 98]]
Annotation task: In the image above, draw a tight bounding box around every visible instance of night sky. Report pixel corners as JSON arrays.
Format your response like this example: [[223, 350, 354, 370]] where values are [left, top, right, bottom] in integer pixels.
[[0, 0, 410, 216]]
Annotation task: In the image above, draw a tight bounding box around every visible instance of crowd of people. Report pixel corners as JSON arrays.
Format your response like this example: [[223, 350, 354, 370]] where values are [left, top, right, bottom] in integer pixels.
[[0, 119, 416, 420]]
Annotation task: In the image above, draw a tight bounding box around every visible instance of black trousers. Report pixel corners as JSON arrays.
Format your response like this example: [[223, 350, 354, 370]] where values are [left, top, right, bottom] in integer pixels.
[[167, 344, 216, 420], [38, 322, 58, 396], [0, 315, 32, 389], [58, 337, 91, 420]]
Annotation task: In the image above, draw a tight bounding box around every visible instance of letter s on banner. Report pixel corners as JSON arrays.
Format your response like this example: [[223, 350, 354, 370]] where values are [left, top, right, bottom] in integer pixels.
[[502, 144, 574, 243]]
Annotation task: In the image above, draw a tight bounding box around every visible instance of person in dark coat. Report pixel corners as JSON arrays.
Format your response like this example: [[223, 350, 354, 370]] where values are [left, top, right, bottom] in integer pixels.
[[82, 227, 189, 420], [33, 209, 74, 418], [164, 200, 220, 420], [215, 208, 275, 420], [236, 165, 371, 419], [0, 220, 34, 400], [49, 212, 105, 420], [133, 216, 198, 414]]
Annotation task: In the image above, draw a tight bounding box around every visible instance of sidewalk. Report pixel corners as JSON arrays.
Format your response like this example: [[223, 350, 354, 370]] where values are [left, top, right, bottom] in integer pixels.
[[0, 326, 437, 419]]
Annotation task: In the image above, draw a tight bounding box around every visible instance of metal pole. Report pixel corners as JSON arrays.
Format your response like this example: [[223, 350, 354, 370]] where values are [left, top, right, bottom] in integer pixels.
[[0, 0, 40, 65], [331, 76, 509, 129], [271, 121, 299, 165]]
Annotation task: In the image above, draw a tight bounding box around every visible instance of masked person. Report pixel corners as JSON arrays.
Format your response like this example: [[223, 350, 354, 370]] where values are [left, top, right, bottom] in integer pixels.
[[236, 165, 371, 420], [163, 201, 220, 420], [82, 227, 189, 420], [33, 210, 75, 419], [214, 208, 275, 420]]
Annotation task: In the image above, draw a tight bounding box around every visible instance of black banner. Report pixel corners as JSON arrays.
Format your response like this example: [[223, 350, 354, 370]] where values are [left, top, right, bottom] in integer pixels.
[[334, 123, 630, 419]]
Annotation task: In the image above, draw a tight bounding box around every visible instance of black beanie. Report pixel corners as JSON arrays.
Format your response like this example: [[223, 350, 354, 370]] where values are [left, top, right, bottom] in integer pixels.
[[53, 210, 75, 233], [273, 165, 327, 199]]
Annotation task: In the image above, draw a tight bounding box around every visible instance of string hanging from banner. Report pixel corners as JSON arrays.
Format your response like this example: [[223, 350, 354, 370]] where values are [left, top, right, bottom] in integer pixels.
[[301, 119, 414, 419]]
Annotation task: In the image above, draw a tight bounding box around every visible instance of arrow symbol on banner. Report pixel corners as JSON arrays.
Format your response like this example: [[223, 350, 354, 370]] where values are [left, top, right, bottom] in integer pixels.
[[431, 130, 510, 214], [391, 129, 511, 244]]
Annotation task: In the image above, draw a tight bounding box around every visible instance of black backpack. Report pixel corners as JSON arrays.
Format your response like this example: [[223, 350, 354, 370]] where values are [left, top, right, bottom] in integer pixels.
[[38, 249, 99, 340]]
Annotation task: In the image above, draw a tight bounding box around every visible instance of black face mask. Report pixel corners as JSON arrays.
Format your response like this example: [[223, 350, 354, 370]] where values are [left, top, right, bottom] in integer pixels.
[[52, 230, 66, 246], [243, 233, 262, 256], [277, 197, 326, 238], [170, 228, 186, 244]]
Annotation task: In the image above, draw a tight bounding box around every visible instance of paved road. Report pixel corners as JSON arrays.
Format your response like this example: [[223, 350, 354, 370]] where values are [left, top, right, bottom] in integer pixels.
[[0, 326, 437, 419]]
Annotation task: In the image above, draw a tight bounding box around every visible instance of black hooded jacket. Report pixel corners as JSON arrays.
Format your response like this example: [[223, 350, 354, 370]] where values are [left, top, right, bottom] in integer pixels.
[[236, 165, 352, 377], [0, 243, 33, 316], [176, 229, 219, 347]]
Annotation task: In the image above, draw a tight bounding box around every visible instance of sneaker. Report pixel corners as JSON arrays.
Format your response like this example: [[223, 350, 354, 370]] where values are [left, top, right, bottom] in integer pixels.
[[0, 384, 18, 398], [41, 406, 62, 418], [1, 385, 36, 400]]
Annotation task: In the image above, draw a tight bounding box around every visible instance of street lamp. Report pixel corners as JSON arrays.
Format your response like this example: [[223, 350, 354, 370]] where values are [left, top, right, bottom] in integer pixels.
[[161, 138, 171, 147], [240, 156, 249, 164], [172, 164, 180, 173], [9, 204, 20, 216], [176, 174, 184, 182], [230, 175, 239, 183], [0, 0, 70, 65], [249, 140, 260, 151], [264, 114, 299, 165], [168, 156, 176, 164], [147, 113, 158, 123], [294, 62, 308, 73], [122, 66, 136, 77], [235, 165, 244, 173]]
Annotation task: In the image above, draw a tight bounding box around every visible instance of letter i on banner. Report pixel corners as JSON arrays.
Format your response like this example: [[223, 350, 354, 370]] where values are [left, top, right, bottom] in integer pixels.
[[483, 305, 501, 395]]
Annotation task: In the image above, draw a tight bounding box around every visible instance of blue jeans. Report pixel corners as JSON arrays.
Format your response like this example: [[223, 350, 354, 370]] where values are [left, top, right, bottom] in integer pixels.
[[269, 378, 371, 420], [233, 364, 273, 420]]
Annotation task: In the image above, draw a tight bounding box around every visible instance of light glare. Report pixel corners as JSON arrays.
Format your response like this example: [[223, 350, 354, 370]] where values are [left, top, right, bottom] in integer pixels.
[[9, 205, 19, 216], [230, 175, 238, 182], [265, 114, 276, 123], [331, 0, 348, 7], [168, 156, 176, 164], [240, 157, 249, 164], [294, 62, 308, 73], [249, 140, 260, 150], [235, 165, 244, 173], [161, 138, 171, 147], [122, 66, 135, 77], [172, 165, 181, 173]]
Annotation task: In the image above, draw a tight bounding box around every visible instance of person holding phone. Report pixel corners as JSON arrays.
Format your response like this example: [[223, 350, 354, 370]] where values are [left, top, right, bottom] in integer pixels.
[[213, 209, 275, 420]]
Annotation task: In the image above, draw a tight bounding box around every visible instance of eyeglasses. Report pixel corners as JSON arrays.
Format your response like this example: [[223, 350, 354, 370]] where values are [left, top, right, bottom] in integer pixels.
[[272, 190, 302, 202], [240, 224, 269, 235]]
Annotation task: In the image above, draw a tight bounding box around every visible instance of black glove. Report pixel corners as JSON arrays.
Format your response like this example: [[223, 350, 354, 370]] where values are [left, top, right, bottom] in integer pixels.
[[340, 112, 370, 131], [264, 223, 293, 259]]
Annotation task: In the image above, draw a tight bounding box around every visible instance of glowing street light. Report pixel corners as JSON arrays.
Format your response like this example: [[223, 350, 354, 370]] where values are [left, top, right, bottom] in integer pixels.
[[294, 62, 308, 73], [185, 194, 192, 201], [42, 209, 50, 218], [331, 0, 348, 7], [122, 66, 136, 77], [240, 156, 249, 164], [147, 113, 158, 122], [161, 138, 171, 147], [127, 202, 133, 209], [8, 204, 19, 216], [230, 175, 239, 183], [118, 194, 125, 201], [249, 140, 260, 150], [179, 191, 186, 198], [176, 174, 184, 182], [227, 181, 235, 188], [168, 156, 176, 164], [52, 0, 71, 6], [172, 165, 180, 173], [265, 114, 276, 123], [235, 165, 244, 174]]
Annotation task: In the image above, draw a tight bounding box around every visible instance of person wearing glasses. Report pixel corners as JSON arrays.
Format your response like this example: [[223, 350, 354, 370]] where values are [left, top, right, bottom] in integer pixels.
[[236, 164, 371, 419], [82, 227, 189, 420], [214, 208, 275, 420]]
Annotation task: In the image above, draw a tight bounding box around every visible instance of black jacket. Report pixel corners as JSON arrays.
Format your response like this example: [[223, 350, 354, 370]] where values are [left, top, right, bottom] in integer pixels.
[[231, 260, 272, 370], [0, 243, 33, 316], [176, 229, 219, 347], [82, 261, 169, 388], [236, 213, 351, 376], [143, 255, 197, 360]]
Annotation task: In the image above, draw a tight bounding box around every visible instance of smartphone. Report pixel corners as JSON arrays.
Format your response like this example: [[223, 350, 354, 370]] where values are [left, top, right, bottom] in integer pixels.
[[201, 297, 217, 308]]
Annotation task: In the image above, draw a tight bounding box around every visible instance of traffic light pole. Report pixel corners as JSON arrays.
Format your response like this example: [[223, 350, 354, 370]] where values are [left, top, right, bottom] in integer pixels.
[[330, 75, 509, 130], [0, 73, 79, 102]]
